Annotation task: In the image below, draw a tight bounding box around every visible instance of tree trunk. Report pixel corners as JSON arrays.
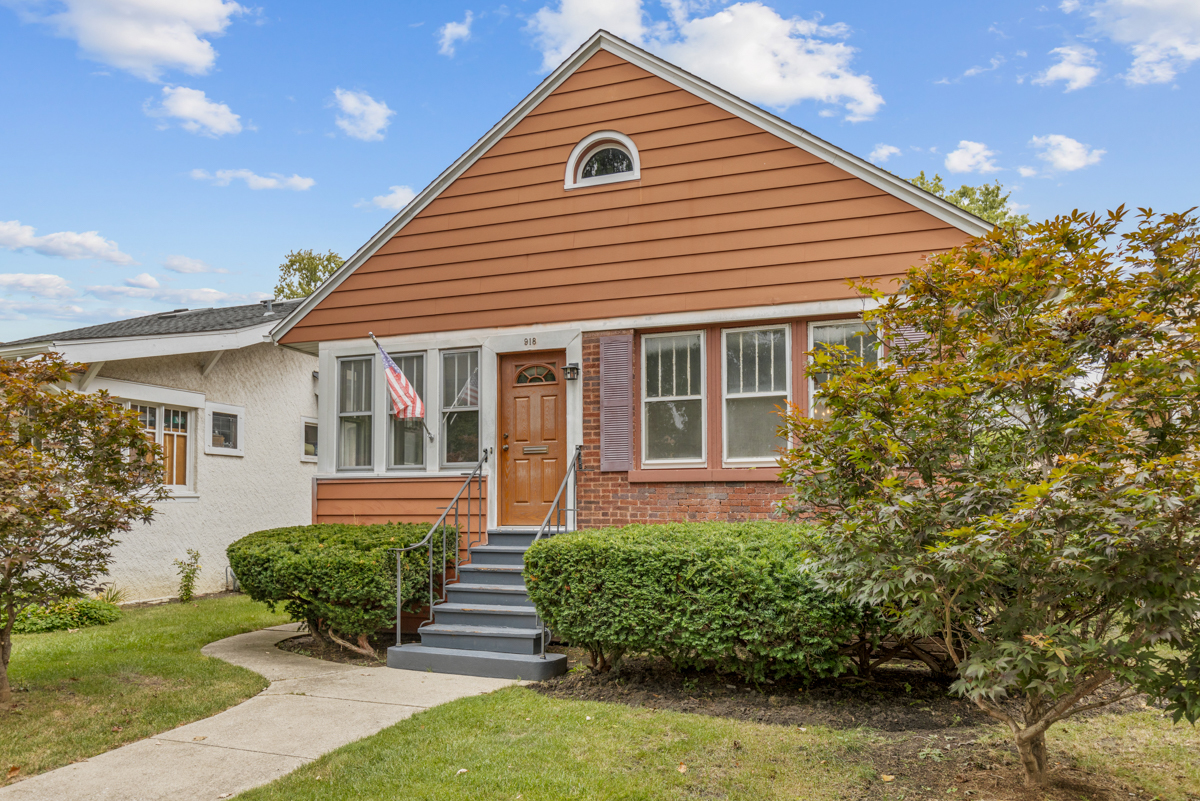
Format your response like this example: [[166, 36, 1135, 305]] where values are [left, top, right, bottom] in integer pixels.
[[327, 629, 379, 660], [1016, 730, 1049, 786], [0, 659, 11, 707]]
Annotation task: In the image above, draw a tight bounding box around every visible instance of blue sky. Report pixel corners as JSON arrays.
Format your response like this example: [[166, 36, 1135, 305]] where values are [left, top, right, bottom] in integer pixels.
[[1, 0, 1197, 342]]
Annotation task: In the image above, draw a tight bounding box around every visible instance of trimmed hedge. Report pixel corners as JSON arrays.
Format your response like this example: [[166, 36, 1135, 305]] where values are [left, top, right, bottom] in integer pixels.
[[14, 598, 121, 634], [227, 523, 450, 644], [523, 522, 865, 682]]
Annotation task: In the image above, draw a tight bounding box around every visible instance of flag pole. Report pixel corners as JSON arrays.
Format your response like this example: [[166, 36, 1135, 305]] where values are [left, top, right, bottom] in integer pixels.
[[370, 332, 435, 443]]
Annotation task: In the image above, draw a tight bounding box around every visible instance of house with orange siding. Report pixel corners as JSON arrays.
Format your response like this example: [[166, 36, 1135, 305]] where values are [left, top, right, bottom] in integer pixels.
[[268, 31, 988, 678]]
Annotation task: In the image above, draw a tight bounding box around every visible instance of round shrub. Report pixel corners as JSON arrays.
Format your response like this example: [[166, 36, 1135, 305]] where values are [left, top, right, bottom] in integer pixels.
[[523, 521, 866, 682], [227, 523, 451, 644], [14, 598, 121, 634]]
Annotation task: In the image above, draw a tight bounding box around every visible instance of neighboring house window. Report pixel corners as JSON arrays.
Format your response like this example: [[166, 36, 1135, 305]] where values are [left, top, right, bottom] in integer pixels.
[[130, 403, 191, 487], [302, 417, 318, 463], [204, 402, 245, 457], [564, 130, 641, 190], [442, 349, 480, 466], [388, 352, 426, 469], [642, 332, 705, 464], [337, 356, 373, 470], [723, 326, 790, 462], [809, 321, 880, 419]]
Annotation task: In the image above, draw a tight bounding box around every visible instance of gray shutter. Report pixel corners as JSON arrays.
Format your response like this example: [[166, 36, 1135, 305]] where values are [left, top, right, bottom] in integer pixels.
[[599, 334, 634, 471]]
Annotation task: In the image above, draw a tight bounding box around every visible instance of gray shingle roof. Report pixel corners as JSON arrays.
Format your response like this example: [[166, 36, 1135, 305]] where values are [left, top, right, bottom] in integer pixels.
[[2, 299, 305, 347]]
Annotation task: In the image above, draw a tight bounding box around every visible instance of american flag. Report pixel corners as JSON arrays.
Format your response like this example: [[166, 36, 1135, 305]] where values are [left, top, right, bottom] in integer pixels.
[[373, 337, 424, 419]]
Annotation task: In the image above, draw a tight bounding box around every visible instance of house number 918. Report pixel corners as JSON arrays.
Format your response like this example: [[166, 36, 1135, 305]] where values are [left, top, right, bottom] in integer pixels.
[[524, 337, 537, 346]]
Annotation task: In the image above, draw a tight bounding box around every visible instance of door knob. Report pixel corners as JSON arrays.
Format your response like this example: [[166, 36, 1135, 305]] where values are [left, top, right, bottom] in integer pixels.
[[503, 444, 509, 451]]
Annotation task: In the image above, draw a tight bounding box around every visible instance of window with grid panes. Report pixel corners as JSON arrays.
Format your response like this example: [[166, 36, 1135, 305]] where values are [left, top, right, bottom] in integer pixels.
[[723, 326, 789, 461], [442, 349, 480, 465], [337, 356, 373, 469], [388, 353, 426, 469], [809, 321, 880, 420], [642, 332, 704, 463], [162, 407, 189, 485]]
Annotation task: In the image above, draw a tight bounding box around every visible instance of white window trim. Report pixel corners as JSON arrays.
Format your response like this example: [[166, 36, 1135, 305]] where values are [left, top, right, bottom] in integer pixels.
[[336, 355, 375, 472], [301, 416, 318, 463], [204, 402, 245, 457], [564, 130, 641, 190], [387, 351, 428, 471], [721, 324, 791, 466], [440, 347, 482, 468], [640, 330, 707, 468]]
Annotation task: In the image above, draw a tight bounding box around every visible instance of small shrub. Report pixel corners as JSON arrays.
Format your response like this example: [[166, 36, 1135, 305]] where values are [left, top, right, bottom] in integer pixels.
[[523, 522, 867, 682], [97, 584, 128, 605], [174, 549, 201, 602], [227, 523, 449, 655], [13, 598, 122, 634]]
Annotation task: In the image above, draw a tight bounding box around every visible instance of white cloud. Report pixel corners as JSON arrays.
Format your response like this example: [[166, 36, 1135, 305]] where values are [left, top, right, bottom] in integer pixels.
[[438, 10, 474, 56], [1033, 45, 1100, 91], [1030, 134, 1105, 171], [191, 168, 315, 191], [125, 272, 159, 289], [146, 85, 242, 136], [0, 273, 75, 298], [0, 298, 92, 323], [868, 144, 900, 163], [526, 0, 883, 121], [0, 219, 136, 264], [964, 55, 1005, 76], [1069, 0, 1200, 84], [14, 0, 245, 82], [371, 185, 418, 211], [945, 140, 1001, 174], [86, 283, 267, 305], [1018, 165, 1039, 177], [163, 254, 227, 274], [332, 88, 395, 142]]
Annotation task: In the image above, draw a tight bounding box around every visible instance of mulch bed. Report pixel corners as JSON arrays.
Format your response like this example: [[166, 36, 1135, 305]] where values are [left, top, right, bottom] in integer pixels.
[[275, 631, 416, 666], [531, 647, 1164, 801]]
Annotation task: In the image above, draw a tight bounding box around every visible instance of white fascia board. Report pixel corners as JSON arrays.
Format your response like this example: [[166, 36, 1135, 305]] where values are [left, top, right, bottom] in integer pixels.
[[4, 322, 276, 363], [270, 30, 989, 347], [87, 377, 205, 408]]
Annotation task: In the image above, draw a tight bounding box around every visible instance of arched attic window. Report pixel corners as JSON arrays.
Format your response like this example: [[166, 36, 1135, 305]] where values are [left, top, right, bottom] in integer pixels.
[[564, 130, 641, 190]]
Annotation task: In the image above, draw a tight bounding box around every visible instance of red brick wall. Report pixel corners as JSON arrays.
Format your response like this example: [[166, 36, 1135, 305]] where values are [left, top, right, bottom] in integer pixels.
[[577, 331, 789, 527]]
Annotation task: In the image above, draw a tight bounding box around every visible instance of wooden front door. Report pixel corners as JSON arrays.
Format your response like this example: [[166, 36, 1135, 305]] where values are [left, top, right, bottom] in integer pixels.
[[499, 351, 568, 526]]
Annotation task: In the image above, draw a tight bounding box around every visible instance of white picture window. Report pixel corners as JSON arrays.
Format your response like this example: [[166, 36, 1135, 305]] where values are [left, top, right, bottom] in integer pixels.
[[442, 349, 480, 466], [204, 402, 245, 457], [723, 326, 790, 463], [302, 417, 318, 463], [337, 356, 373, 470], [809, 320, 880, 420], [642, 331, 705, 465], [388, 352, 426, 469], [130, 402, 193, 488]]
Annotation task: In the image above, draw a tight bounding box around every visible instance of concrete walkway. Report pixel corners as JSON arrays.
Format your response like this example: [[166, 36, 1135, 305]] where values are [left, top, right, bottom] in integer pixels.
[[1, 624, 516, 801]]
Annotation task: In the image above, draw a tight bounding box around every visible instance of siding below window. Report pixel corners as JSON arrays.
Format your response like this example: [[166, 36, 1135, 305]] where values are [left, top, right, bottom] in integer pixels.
[[314, 476, 488, 560]]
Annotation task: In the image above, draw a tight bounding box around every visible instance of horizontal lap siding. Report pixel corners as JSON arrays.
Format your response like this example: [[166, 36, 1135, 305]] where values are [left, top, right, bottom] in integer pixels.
[[281, 52, 968, 345], [314, 477, 487, 558]]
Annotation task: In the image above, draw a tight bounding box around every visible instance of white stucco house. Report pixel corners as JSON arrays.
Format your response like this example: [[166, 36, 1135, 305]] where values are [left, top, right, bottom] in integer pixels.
[[0, 299, 319, 600]]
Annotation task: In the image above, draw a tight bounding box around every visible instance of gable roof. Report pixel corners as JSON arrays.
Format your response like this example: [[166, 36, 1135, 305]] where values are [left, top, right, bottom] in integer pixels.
[[3, 299, 303, 349], [271, 30, 990, 347]]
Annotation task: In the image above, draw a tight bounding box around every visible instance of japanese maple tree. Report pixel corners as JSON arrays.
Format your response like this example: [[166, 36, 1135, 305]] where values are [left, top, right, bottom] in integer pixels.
[[1, 354, 166, 706], [780, 208, 1200, 786]]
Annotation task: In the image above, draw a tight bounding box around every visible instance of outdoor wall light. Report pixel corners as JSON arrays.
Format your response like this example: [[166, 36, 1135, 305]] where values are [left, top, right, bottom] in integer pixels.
[[563, 362, 581, 380]]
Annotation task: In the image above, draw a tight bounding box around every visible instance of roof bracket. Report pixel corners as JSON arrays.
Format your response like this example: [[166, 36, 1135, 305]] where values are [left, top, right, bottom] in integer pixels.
[[79, 361, 105, 391], [201, 350, 223, 377]]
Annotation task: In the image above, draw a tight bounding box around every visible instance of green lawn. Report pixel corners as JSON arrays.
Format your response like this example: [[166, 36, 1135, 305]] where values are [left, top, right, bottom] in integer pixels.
[[237, 686, 874, 801], [0, 595, 288, 784]]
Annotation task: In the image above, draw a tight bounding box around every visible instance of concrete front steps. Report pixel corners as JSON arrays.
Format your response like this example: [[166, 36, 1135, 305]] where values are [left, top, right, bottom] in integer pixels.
[[386, 528, 569, 681]]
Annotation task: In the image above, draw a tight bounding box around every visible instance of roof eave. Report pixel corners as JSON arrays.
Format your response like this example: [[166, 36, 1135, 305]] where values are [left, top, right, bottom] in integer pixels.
[[0, 318, 280, 362]]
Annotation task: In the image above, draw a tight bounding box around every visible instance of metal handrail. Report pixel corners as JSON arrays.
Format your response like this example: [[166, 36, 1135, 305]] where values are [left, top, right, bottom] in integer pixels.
[[532, 444, 584, 659], [392, 451, 488, 647]]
